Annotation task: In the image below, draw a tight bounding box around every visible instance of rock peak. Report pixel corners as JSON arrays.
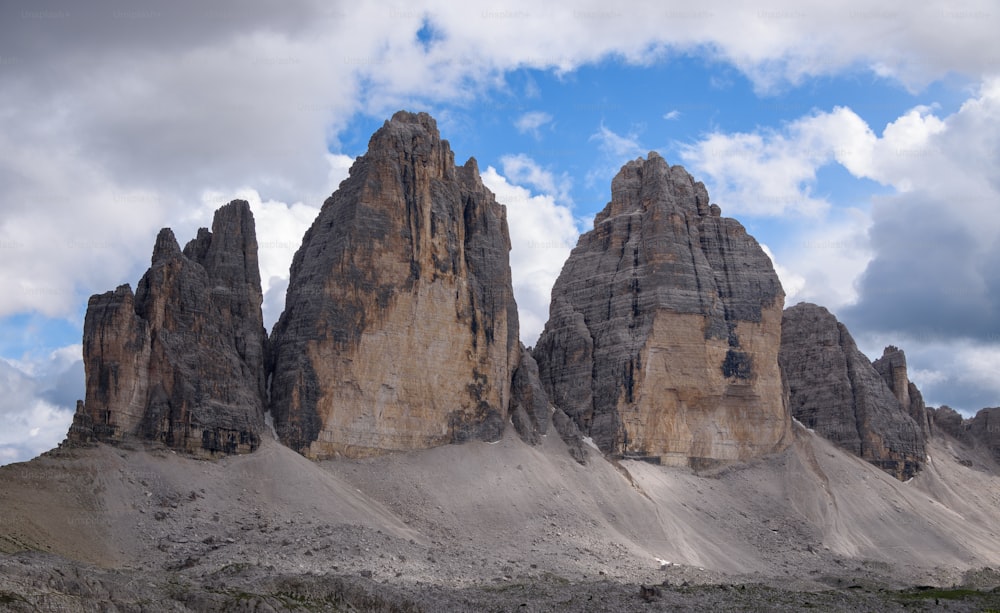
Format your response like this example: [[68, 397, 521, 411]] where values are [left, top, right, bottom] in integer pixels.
[[67, 200, 267, 456], [599, 155, 715, 225], [151, 228, 181, 264], [534, 152, 788, 466], [269, 111, 519, 458]]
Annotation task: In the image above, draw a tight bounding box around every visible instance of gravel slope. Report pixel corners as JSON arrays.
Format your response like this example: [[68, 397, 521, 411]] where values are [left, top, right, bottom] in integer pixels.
[[1, 423, 998, 611]]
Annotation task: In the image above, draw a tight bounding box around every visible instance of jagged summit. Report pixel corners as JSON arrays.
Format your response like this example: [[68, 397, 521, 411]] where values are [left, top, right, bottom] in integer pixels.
[[67, 200, 267, 456], [533, 152, 790, 466], [267, 110, 520, 458]]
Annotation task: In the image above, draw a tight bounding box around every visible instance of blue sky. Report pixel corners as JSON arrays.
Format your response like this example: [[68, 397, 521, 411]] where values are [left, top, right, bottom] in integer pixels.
[[1, 0, 998, 464]]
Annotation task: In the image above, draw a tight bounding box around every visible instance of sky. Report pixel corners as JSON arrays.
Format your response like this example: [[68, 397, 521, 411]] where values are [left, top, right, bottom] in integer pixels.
[[1, 0, 999, 465]]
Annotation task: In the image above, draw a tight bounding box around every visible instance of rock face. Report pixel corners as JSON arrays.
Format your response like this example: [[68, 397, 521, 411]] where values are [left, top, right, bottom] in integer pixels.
[[930, 406, 967, 441], [268, 111, 520, 459], [68, 201, 267, 455], [968, 408, 1000, 464], [509, 346, 590, 464], [533, 153, 790, 466], [509, 347, 550, 446], [873, 346, 932, 437], [933, 406, 1000, 465], [779, 303, 925, 480]]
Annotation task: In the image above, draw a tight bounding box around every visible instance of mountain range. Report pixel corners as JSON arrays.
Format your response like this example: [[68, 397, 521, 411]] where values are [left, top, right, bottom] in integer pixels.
[[1, 111, 998, 611]]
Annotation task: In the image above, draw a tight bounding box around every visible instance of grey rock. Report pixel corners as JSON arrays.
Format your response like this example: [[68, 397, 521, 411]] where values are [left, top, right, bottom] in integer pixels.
[[533, 153, 789, 466], [968, 408, 1000, 464], [67, 201, 267, 455], [872, 346, 932, 438], [780, 303, 925, 480], [510, 345, 550, 446], [930, 405, 967, 441]]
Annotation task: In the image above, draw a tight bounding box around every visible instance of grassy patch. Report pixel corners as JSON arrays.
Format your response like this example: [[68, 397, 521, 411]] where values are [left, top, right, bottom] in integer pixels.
[[897, 586, 988, 601], [0, 591, 27, 604]]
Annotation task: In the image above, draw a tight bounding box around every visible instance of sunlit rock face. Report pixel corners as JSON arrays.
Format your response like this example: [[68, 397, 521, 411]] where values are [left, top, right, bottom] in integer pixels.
[[268, 111, 520, 459]]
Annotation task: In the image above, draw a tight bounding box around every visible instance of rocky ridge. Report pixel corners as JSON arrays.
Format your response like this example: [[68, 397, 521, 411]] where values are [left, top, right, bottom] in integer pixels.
[[533, 152, 790, 466], [931, 406, 1000, 465], [779, 303, 926, 480], [67, 201, 268, 456]]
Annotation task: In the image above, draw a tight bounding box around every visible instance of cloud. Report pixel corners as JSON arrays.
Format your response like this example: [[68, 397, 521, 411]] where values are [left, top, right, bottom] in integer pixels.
[[0, 1, 994, 322], [0, 349, 81, 465], [480, 163, 579, 346], [590, 123, 645, 159], [513, 111, 553, 139], [663, 110, 681, 120], [680, 106, 881, 217], [842, 78, 1000, 344], [499, 154, 573, 205]]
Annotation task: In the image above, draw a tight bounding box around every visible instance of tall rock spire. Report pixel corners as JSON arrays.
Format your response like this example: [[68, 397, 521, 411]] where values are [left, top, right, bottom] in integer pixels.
[[532, 153, 790, 466], [268, 111, 520, 458], [68, 200, 268, 455]]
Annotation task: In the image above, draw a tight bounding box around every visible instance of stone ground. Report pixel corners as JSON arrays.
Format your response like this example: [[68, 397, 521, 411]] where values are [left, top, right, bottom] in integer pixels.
[[1, 424, 999, 612]]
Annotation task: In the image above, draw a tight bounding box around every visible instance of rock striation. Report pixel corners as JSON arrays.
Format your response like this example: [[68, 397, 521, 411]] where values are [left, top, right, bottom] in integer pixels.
[[268, 111, 520, 459], [532, 153, 790, 466], [779, 303, 925, 480], [67, 201, 268, 455]]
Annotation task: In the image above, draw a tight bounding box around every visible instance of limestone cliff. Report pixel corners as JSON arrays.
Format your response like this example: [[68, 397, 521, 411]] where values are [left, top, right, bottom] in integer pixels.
[[532, 153, 790, 466], [779, 303, 925, 480], [68, 201, 267, 455], [268, 111, 520, 458]]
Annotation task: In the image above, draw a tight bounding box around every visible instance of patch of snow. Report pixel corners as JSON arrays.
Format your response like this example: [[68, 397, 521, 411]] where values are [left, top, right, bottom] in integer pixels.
[[582, 437, 601, 451], [264, 410, 279, 440]]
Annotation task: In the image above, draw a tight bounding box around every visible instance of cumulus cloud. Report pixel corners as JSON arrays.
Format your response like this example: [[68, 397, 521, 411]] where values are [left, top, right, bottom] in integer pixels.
[[0, 350, 82, 465], [842, 79, 1000, 344], [480, 163, 579, 346], [1, 0, 994, 320]]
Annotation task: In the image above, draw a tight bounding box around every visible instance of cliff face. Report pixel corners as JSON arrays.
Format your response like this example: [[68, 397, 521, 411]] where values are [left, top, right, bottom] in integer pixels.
[[268, 111, 520, 459], [873, 346, 932, 438], [68, 201, 267, 455], [780, 303, 925, 480], [533, 153, 790, 466]]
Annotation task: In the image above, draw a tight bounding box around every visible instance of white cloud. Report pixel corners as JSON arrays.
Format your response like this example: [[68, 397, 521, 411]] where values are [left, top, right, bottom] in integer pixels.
[[513, 111, 553, 139], [663, 110, 681, 120], [499, 154, 573, 205], [590, 123, 644, 159], [0, 350, 81, 465], [480, 165, 579, 346]]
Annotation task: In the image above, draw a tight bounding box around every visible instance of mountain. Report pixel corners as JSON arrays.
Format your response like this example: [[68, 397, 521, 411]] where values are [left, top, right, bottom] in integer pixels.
[[779, 303, 927, 480], [532, 153, 790, 467], [66, 201, 267, 456], [267, 111, 520, 458]]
